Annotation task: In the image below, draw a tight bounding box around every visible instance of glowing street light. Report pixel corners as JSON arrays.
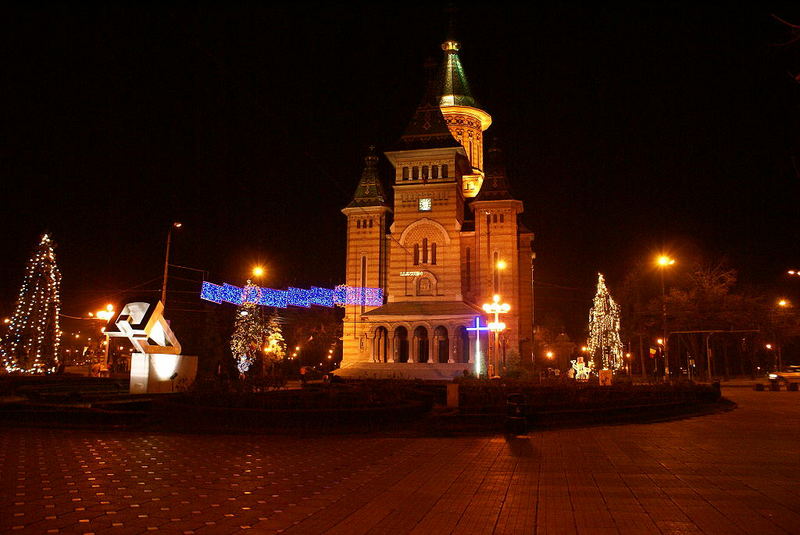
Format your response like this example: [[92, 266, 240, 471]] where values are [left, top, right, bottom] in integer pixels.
[[252, 266, 265, 278], [483, 294, 510, 376], [546, 351, 554, 360], [777, 299, 790, 308], [161, 222, 183, 307], [656, 254, 676, 379], [766, 343, 773, 350], [496, 260, 507, 270]]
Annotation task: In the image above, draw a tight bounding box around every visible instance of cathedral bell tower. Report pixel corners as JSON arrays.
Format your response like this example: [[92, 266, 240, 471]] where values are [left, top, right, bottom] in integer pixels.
[[341, 147, 391, 362], [438, 39, 492, 198]]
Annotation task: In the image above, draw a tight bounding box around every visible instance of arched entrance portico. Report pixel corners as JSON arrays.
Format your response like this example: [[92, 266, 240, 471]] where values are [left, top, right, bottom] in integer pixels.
[[373, 326, 389, 363], [435, 326, 449, 363], [414, 326, 429, 363], [393, 326, 409, 363]]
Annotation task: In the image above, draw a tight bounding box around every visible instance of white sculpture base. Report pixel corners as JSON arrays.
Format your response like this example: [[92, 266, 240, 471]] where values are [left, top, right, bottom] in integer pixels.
[[130, 353, 198, 394]]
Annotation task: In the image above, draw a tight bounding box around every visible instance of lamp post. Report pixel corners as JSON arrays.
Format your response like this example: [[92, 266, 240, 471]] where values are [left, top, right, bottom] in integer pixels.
[[656, 255, 675, 379], [771, 299, 790, 372], [483, 294, 510, 376], [161, 222, 183, 307]]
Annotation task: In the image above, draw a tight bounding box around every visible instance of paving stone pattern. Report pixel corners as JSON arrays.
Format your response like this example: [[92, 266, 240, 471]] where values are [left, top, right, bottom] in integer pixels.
[[1, 389, 799, 534]]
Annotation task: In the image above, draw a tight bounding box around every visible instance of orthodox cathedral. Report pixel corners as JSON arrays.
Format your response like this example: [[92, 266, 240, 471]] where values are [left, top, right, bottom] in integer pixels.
[[338, 37, 534, 380]]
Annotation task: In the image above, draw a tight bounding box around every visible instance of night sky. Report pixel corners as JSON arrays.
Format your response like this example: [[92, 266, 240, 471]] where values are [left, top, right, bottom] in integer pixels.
[[2, 3, 799, 338]]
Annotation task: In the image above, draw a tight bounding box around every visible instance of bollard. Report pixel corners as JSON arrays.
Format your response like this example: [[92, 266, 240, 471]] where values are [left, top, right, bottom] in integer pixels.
[[446, 383, 459, 408], [505, 393, 528, 435]]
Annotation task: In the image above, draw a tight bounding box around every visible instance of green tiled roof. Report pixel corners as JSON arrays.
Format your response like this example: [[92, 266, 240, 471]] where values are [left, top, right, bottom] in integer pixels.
[[439, 40, 478, 108], [347, 146, 388, 208], [476, 143, 514, 201]]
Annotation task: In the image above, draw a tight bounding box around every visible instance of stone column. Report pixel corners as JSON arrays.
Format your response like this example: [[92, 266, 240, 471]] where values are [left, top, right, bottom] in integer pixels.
[[410, 335, 417, 363], [430, 336, 438, 364], [448, 326, 455, 363], [391, 334, 398, 363]]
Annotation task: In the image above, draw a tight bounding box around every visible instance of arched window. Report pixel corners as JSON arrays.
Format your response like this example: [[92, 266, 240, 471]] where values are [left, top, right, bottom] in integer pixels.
[[432, 165, 439, 179], [431, 243, 437, 265], [361, 256, 367, 313], [441, 164, 448, 178], [413, 244, 419, 265], [500, 214, 505, 223], [493, 252, 499, 291], [412, 166, 419, 179], [465, 247, 471, 290], [402, 167, 409, 180], [422, 166, 429, 179], [422, 238, 428, 264]]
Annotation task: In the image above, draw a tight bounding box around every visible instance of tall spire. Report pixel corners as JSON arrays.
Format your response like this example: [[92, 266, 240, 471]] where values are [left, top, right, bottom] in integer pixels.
[[476, 139, 514, 201], [439, 39, 478, 108], [394, 59, 461, 151], [347, 146, 388, 208]]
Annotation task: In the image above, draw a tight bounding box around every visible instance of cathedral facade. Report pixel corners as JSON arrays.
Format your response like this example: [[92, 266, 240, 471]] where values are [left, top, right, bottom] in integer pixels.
[[338, 38, 534, 380]]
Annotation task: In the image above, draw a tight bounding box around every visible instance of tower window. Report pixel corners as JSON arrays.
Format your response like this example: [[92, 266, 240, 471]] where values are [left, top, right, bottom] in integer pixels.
[[493, 214, 498, 223], [422, 238, 428, 264], [356, 220, 361, 229], [369, 219, 373, 228], [500, 214, 505, 223], [412, 166, 419, 179], [361, 256, 367, 313], [422, 166, 429, 179], [493, 252, 499, 291], [432, 165, 439, 179], [402, 167, 409, 180], [466, 247, 471, 291], [413, 244, 419, 265], [442, 164, 448, 178], [431, 243, 437, 265]]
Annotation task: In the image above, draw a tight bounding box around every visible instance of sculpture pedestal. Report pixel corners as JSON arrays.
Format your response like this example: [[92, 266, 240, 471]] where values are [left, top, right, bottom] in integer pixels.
[[130, 353, 198, 394]]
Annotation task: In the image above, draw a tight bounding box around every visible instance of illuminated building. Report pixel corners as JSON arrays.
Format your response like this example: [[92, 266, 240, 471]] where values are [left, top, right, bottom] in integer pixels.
[[338, 36, 535, 379]]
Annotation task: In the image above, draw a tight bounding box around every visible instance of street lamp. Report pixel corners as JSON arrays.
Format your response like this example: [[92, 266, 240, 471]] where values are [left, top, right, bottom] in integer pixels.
[[161, 222, 183, 307], [483, 294, 510, 376], [655, 254, 675, 379], [546, 351, 554, 360], [252, 266, 265, 279]]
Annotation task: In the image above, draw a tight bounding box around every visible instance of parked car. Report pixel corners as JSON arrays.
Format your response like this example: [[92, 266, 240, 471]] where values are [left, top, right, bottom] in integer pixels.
[[769, 365, 800, 383]]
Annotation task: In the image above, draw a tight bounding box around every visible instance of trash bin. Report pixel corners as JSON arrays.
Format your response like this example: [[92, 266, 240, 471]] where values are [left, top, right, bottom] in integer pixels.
[[505, 393, 528, 434]]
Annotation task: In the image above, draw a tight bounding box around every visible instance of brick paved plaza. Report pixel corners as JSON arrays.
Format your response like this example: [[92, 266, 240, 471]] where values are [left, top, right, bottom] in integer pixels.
[[1, 388, 799, 534]]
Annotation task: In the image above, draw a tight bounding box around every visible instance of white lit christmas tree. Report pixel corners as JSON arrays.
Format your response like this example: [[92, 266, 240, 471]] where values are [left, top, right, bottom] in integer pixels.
[[587, 273, 624, 370], [230, 281, 267, 375], [261, 313, 286, 369], [1, 234, 62, 373]]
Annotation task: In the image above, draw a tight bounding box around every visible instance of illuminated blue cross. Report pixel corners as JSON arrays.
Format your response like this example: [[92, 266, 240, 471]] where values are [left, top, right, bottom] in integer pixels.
[[466, 316, 491, 376]]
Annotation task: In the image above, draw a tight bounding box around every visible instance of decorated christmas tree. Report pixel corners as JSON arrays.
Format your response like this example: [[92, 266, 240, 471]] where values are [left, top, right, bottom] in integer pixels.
[[230, 281, 268, 375], [261, 312, 286, 370], [587, 273, 624, 370], [1, 234, 62, 373]]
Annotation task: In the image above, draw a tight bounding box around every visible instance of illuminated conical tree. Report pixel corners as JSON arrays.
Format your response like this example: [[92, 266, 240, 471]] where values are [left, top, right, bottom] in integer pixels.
[[262, 312, 286, 367], [587, 273, 624, 370], [230, 281, 267, 375], [1, 234, 62, 373]]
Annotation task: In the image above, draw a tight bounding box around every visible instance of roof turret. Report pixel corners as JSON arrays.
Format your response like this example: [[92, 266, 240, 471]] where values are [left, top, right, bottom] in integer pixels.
[[347, 146, 388, 208], [438, 40, 478, 108], [475, 140, 514, 201]]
